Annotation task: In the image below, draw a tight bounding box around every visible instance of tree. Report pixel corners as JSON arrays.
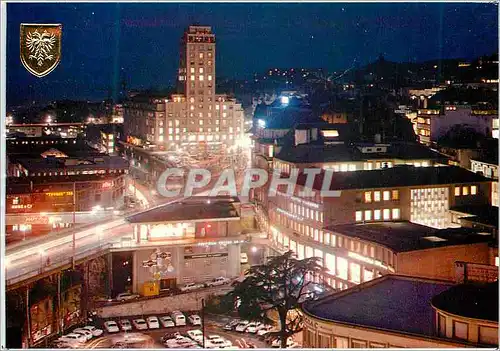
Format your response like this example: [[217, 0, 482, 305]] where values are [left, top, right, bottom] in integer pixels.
[[224, 251, 325, 348]]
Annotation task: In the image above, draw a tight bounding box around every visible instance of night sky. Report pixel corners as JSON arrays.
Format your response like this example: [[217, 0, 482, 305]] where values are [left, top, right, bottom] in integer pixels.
[[6, 3, 498, 106]]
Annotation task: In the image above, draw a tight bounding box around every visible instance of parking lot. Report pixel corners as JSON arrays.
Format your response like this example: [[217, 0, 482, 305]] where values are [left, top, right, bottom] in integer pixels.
[[56, 312, 301, 349]]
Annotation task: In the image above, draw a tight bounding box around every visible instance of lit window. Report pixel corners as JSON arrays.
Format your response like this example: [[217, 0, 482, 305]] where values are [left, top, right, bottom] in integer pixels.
[[190, 105, 194, 111], [199, 67, 204, 73], [199, 53, 204, 59], [325, 253, 335, 274], [392, 208, 400, 219], [392, 190, 399, 200], [374, 210, 381, 220], [216, 105, 220, 110], [364, 210, 372, 221], [190, 75, 195, 81], [364, 192, 372, 203], [340, 164, 348, 172], [190, 97, 195, 103], [349, 262, 361, 284], [383, 191, 390, 201], [208, 75, 212, 81], [455, 187, 461, 196], [355, 211, 362, 222], [190, 67, 195, 74], [374, 191, 381, 202], [462, 186, 469, 196], [223, 105, 227, 110], [471, 185, 477, 195], [199, 120, 203, 125], [383, 209, 390, 220], [337, 257, 348, 280]]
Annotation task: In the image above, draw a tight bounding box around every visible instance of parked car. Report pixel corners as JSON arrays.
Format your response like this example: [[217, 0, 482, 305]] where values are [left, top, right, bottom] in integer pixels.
[[81, 325, 103, 337], [206, 335, 228, 349], [57, 333, 87, 345], [132, 318, 148, 330], [223, 319, 240, 331], [187, 329, 204, 344], [147, 316, 160, 329], [73, 329, 93, 341], [103, 321, 120, 333], [188, 314, 202, 326], [119, 319, 132, 331], [207, 338, 227, 349], [257, 325, 275, 336], [161, 332, 182, 344], [160, 316, 175, 328], [235, 320, 250, 332], [53, 340, 78, 349], [180, 282, 204, 292], [116, 292, 140, 302], [240, 253, 248, 264], [171, 310, 186, 326], [245, 322, 264, 333], [206, 276, 230, 287], [271, 337, 295, 348]]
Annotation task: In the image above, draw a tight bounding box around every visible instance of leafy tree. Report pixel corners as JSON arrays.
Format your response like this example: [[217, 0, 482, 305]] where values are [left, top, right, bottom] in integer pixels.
[[224, 251, 325, 348]]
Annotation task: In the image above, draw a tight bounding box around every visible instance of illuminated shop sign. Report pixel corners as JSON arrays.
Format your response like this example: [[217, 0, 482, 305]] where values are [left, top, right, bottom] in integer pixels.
[[11, 204, 33, 209], [184, 253, 229, 260], [276, 191, 320, 209], [46, 191, 73, 197], [347, 252, 395, 272], [196, 239, 246, 247], [25, 216, 49, 224]]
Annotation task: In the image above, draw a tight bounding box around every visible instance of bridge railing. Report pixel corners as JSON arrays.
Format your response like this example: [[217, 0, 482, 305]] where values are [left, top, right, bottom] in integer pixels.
[[6, 243, 112, 286]]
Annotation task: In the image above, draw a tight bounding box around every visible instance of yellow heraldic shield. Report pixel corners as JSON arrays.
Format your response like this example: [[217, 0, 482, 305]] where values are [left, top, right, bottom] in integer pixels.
[[20, 23, 62, 78]]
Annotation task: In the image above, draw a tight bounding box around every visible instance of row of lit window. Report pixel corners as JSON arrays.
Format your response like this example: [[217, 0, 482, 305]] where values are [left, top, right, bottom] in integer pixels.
[[454, 185, 477, 196], [290, 202, 323, 222], [355, 208, 400, 222], [275, 230, 393, 279], [159, 134, 235, 142], [417, 117, 431, 124], [27, 169, 123, 177], [363, 190, 399, 203], [190, 75, 213, 82], [274, 215, 393, 266], [419, 129, 431, 137], [190, 67, 212, 74]]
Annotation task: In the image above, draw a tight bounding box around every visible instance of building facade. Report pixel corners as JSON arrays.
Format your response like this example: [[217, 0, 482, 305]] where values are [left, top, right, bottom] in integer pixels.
[[301, 275, 498, 348], [124, 26, 244, 154]]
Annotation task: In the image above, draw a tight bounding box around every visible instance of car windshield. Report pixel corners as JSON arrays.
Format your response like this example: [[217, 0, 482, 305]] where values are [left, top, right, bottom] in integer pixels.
[[107, 322, 117, 326]]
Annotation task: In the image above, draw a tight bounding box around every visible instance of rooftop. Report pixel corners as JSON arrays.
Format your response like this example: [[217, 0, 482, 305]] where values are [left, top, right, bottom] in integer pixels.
[[7, 139, 103, 158], [7, 174, 126, 194], [432, 282, 498, 322], [295, 165, 489, 191], [14, 156, 129, 172], [450, 204, 499, 229], [303, 275, 453, 337], [327, 221, 493, 253], [275, 142, 448, 164], [127, 196, 240, 224]]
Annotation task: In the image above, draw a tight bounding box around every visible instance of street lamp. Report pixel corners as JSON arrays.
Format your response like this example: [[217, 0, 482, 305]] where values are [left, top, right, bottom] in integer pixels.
[[201, 298, 206, 349]]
